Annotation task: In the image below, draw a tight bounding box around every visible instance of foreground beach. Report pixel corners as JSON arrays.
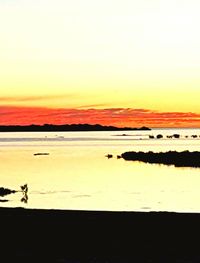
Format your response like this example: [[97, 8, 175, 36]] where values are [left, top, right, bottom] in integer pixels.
[[1, 207, 200, 262]]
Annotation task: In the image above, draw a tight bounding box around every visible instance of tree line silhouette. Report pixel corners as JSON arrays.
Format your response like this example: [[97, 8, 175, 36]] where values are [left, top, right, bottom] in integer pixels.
[[0, 124, 151, 132]]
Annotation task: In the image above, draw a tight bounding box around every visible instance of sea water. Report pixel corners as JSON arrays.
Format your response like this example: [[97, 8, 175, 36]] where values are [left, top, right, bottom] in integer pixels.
[[0, 128, 200, 212]]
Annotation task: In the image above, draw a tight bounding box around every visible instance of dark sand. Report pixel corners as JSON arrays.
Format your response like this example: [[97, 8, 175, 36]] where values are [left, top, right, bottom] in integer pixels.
[[1, 207, 200, 262]]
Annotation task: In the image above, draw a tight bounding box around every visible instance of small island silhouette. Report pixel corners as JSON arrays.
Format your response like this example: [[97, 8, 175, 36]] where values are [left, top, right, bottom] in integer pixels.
[[0, 124, 151, 132], [120, 150, 200, 168]]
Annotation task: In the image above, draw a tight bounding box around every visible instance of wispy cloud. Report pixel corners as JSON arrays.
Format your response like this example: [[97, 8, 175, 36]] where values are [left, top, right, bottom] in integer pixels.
[[77, 104, 110, 109], [0, 106, 200, 127], [0, 94, 73, 103]]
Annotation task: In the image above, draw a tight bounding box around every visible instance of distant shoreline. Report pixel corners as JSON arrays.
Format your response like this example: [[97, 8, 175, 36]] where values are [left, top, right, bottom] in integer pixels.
[[0, 124, 151, 132]]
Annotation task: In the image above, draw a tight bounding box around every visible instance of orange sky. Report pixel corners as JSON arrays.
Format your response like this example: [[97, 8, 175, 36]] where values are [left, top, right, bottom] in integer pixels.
[[1, 0, 200, 128], [1, 106, 200, 128]]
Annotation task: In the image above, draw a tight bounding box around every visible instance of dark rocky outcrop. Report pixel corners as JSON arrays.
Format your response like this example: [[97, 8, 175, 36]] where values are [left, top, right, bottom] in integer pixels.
[[0, 187, 16, 197], [121, 150, 200, 168], [105, 154, 113, 159], [173, 134, 180, 138], [0, 185, 28, 204]]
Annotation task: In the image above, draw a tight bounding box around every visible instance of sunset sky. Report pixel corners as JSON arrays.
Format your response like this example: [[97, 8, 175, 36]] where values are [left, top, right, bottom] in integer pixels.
[[1, 0, 200, 127]]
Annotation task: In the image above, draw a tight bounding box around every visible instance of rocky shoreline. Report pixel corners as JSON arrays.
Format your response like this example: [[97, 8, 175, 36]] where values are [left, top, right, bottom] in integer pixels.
[[121, 150, 200, 167], [1, 207, 200, 262]]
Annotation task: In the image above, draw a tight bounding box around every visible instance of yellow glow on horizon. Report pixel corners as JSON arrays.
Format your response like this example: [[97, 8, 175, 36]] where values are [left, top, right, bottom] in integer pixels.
[[0, 0, 200, 115]]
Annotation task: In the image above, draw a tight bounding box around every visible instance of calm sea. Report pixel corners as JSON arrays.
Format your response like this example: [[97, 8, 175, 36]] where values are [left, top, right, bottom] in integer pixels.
[[1, 128, 200, 212]]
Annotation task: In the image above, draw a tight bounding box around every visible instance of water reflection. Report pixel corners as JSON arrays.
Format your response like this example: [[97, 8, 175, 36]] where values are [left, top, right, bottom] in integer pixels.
[[1, 130, 200, 212], [21, 192, 28, 203], [20, 184, 28, 203], [0, 199, 9, 203], [0, 184, 28, 204]]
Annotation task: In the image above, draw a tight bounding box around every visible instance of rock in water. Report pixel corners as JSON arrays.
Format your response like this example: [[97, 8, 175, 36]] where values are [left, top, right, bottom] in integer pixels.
[[0, 187, 16, 197]]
